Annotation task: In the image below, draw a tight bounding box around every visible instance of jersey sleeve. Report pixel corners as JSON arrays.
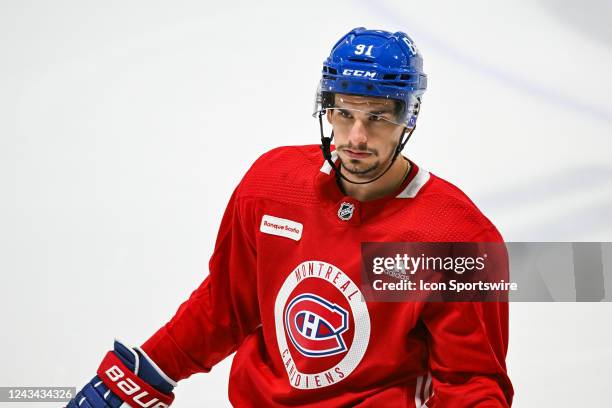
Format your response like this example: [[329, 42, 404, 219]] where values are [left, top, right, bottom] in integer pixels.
[[420, 227, 514, 407], [140, 184, 260, 381]]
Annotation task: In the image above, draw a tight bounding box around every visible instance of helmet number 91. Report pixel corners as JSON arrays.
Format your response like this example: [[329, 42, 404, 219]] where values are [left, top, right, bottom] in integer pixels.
[[354, 44, 373, 57]]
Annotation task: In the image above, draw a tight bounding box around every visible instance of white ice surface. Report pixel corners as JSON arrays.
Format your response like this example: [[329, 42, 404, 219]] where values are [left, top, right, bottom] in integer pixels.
[[1, 0, 611, 406]]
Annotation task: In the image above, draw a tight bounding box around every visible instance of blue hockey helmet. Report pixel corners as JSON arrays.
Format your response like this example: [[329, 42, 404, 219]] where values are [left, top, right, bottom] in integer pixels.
[[315, 28, 428, 185], [314, 27, 427, 128]]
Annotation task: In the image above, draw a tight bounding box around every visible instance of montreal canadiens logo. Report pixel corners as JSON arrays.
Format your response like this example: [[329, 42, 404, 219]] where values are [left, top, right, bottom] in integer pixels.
[[275, 261, 371, 390], [285, 293, 349, 357]]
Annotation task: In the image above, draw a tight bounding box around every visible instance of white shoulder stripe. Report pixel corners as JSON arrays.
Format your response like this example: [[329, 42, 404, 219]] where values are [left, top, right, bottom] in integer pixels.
[[396, 166, 430, 199], [415, 374, 424, 407], [319, 151, 338, 174], [424, 372, 433, 406], [415, 372, 434, 408]]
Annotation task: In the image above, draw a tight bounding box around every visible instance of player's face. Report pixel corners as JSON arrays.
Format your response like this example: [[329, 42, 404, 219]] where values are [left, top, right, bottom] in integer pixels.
[[327, 94, 406, 178]]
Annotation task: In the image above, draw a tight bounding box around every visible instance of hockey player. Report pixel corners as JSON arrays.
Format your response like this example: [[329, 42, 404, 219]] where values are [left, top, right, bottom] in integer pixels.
[[67, 28, 513, 407]]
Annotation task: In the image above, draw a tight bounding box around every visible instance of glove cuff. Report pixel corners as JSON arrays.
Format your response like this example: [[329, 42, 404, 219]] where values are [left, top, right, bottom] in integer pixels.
[[97, 351, 175, 407], [135, 346, 178, 391]]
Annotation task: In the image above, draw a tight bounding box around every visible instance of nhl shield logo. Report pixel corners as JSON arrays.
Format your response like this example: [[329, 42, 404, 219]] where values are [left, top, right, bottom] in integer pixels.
[[337, 202, 355, 221]]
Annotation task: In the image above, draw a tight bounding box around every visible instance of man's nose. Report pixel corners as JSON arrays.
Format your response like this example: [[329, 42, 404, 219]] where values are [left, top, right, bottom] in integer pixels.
[[348, 119, 368, 147]]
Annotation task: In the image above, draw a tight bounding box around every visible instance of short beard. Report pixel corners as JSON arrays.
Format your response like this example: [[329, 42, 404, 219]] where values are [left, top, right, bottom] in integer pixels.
[[339, 158, 380, 176], [337, 143, 384, 178]]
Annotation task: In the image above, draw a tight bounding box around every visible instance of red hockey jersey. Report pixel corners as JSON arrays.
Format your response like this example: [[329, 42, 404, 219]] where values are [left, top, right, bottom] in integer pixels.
[[142, 145, 514, 407]]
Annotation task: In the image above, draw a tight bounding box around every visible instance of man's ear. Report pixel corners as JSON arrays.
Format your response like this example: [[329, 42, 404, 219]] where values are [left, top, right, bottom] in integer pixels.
[[326, 109, 333, 124]]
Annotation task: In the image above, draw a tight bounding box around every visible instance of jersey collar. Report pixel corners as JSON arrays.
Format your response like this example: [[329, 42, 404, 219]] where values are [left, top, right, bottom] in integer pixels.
[[314, 151, 430, 224]]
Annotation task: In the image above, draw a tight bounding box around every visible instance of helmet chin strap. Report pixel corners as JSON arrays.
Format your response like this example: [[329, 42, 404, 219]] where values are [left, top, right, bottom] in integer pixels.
[[318, 112, 415, 185]]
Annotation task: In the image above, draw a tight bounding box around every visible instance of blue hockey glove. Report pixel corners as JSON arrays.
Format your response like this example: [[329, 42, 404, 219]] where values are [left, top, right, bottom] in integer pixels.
[[65, 340, 176, 408]]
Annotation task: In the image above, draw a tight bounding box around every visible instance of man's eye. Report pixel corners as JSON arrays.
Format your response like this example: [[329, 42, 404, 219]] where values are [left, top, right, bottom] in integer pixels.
[[339, 110, 352, 118], [369, 115, 383, 121]]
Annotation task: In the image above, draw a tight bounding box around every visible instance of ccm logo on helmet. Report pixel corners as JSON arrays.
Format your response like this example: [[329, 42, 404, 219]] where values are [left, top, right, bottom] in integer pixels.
[[105, 365, 169, 408], [342, 69, 376, 78]]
